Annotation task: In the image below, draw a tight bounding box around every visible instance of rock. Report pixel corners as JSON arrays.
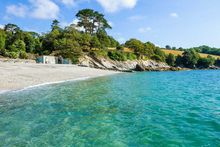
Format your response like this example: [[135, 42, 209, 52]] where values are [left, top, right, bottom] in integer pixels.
[[135, 64, 145, 71], [209, 66, 220, 70], [78, 55, 172, 72], [170, 67, 182, 71]]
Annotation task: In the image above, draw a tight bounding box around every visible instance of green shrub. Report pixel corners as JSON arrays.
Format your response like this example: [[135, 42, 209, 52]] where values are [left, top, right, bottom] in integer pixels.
[[197, 56, 215, 68], [116, 45, 124, 51], [215, 58, 220, 67], [126, 52, 137, 60], [108, 51, 127, 61], [151, 55, 163, 62], [166, 53, 176, 66], [90, 50, 108, 58], [6, 52, 19, 58], [19, 51, 28, 59], [0, 48, 6, 56]]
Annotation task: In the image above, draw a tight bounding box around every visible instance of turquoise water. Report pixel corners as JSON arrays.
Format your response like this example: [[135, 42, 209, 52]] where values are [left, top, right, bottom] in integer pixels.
[[0, 70, 220, 146]]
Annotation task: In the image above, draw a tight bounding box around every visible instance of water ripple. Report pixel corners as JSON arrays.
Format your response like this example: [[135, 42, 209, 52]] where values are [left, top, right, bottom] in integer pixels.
[[0, 70, 220, 146]]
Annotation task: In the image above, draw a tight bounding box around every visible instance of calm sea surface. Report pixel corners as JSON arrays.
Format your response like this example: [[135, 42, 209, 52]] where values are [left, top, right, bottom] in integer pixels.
[[0, 70, 220, 146]]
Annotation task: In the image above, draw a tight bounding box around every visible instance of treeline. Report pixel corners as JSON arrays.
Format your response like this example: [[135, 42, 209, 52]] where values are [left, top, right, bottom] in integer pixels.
[[0, 26, 119, 63], [190, 45, 220, 56], [0, 8, 219, 69], [165, 45, 220, 56], [0, 8, 167, 64], [166, 50, 220, 68], [0, 9, 120, 62], [122, 40, 220, 68]]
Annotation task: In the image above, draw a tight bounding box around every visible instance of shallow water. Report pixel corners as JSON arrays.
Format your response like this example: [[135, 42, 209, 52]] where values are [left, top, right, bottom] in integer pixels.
[[0, 70, 220, 146]]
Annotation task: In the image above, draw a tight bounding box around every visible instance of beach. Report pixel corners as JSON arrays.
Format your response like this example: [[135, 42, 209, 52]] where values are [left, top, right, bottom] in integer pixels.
[[0, 63, 118, 92]]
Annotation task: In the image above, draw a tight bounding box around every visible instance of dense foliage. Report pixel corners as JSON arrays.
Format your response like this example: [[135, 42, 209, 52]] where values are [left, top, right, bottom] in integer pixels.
[[0, 10, 119, 62], [124, 39, 166, 61], [0, 9, 219, 69], [164, 44, 220, 68]]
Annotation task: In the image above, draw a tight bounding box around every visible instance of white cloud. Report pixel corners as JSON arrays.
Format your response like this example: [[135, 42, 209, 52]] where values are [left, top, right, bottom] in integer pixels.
[[60, 0, 90, 7], [138, 27, 152, 33], [108, 21, 114, 27], [117, 37, 126, 43], [0, 24, 4, 29], [128, 15, 145, 21], [6, 4, 27, 17], [170, 13, 179, 18], [30, 0, 60, 19], [60, 19, 85, 31], [96, 0, 138, 13], [60, 0, 75, 6], [6, 0, 59, 20], [60, 19, 78, 28]]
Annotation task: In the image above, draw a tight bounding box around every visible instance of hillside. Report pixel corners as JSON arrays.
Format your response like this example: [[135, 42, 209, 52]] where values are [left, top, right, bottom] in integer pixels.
[[162, 49, 220, 59]]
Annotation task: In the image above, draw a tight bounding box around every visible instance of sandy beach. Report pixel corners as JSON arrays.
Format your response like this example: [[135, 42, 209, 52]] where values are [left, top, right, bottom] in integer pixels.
[[0, 63, 118, 92]]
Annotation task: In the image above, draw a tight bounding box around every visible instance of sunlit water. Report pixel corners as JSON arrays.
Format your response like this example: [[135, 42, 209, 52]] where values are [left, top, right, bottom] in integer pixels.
[[0, 70, 220, 146]]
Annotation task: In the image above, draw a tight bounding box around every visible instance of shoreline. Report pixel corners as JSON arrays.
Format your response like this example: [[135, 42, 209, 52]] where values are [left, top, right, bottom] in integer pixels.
[[0, 76, 109, 95], [0, 63, 119, 94]]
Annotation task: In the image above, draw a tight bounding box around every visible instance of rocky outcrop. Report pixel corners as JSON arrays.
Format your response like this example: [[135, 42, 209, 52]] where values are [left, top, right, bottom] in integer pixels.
[[208, 66, 220, 70], [78, 55, 175, 72]]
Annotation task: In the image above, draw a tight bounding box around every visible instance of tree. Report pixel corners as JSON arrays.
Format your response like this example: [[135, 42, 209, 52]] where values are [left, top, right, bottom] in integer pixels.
[[76, 9, 111, 35], [108, 51, 127, 61], [166, 53, 176, 66], [4, 24, 20, 34], [175, 55, 183, 67], [116, 45, 124, 51], [24, 32, 35, 53], [172, 47, 176, 50], [125, 39, 145, 56], [14, 40, 26, 52], [0, 29, 6, 49], [90, 35, 101, 49], [182, 49, 200, 68], [4, 24, 23, 49], [165, 45, 171, 50], [178, 47, 184, 51], [153, 47, 166, 62], [51, 19, 60, 31], [215, 58, 220, 67], [197, 57, 214, 68], [6, 40, 26, 59], [34, 38, 42, 54], [0, 29, 6, 56], [79, 33, 91, 51], [144, 42, 156, 57], [58, 38, 82, 63], [150, 55, 159, 61], [108, 36, 119, 47], [41, 21, 62, 54], [96, 30, 110, 49]]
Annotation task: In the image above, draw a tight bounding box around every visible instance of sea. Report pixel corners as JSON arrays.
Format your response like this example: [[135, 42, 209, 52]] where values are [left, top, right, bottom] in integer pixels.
[[0, 70, 220, 146]]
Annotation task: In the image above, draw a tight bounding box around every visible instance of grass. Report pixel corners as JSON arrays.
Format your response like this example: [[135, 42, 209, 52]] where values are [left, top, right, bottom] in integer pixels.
[[107, 48, 220, 59], [162, 49, 220, 59], [107, 47, 133, 53]]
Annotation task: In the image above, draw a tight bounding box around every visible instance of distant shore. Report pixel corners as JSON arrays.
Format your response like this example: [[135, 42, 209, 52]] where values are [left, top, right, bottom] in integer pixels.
[[0, 63, 118, 93]]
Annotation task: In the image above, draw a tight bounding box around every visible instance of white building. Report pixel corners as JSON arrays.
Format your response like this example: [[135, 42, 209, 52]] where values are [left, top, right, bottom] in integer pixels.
[[36, 56, 71, 64]]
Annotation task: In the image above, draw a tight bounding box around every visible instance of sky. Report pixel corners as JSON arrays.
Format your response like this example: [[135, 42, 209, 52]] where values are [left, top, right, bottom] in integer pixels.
[[1, 0, 220, 48]]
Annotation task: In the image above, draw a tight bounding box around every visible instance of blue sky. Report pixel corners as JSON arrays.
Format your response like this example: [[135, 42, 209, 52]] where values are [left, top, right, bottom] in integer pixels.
[[1, 0, 220, 48]]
